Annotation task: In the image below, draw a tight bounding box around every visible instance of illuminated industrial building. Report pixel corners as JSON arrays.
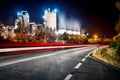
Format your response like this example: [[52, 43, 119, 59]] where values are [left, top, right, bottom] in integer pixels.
[[43, 8, 57, 31], [15, 11, 29, 29], [29, 22, 37, 34], [14, 9, 82, 36]]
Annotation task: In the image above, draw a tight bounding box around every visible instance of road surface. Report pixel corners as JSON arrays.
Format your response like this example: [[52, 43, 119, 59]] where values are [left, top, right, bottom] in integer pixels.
[[0, 46, 120, 80]]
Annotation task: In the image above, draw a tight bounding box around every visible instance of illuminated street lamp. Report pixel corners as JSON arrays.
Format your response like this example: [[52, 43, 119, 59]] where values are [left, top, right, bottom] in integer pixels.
[[94, 35, 98, 39], [93, 35, 98, 43], [86, 33, 89, 36]]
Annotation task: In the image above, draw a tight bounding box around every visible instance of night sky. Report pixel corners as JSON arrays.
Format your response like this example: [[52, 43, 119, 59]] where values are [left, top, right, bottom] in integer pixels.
[[0, 0, 119, 37]]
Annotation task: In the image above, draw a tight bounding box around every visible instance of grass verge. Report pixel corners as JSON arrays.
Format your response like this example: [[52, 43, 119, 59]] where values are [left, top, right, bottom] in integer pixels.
[[92, 47, 120, 68]]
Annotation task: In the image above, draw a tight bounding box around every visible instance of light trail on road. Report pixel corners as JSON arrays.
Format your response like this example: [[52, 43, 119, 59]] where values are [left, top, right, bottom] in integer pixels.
[[0, 45, 97, 53], [0, 46, 96, 67]]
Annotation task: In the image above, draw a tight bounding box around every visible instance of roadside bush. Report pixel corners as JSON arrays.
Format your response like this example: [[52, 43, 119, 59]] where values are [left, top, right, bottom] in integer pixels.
[[116, 43, 120, 50], [109, 42, 120, 62], [109, 42, 118, 49], [113, 33, 120, 43], [116, 43, 120, 56], [100, 48, 107, 57]]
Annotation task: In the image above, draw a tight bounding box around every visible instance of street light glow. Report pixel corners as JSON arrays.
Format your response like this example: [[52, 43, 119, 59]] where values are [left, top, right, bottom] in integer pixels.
[[94, 35, 98, 39]]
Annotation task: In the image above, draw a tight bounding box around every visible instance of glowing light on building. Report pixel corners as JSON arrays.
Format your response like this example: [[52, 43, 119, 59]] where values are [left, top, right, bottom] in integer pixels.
[[17, 12, 20, 16], [42, 16, 45, 19], [57, 29, 66, 34], [54, 9, 57, 13], [45, 10, 48, 13]]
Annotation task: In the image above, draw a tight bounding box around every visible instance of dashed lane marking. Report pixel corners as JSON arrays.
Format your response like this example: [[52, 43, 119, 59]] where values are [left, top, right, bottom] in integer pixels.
[[85, 55, 89, 58], [64, 74, 73, 80], [74, 62, 82, 69], [85, 50, 94, 58], [81, 58, 86, 61], [64, 47, 98, 80]]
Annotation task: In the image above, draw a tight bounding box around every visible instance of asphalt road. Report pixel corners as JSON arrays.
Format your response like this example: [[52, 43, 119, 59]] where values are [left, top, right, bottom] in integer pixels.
[[0, 46, 119, 80], [70, 56, 120, 80], [0, 46, 96, 80]]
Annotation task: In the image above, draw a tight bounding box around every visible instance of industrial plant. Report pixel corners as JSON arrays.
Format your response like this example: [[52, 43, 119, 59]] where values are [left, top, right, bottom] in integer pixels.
[[0, 8, 94, 44]]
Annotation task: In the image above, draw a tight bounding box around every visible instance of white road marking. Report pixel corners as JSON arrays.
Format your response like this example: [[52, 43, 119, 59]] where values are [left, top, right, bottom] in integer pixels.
[[81, 58, 86, 61], [0, 52, 56, 67], [85, 55, 89, 58], [85, 50, 94, 58], [64, 74, 73, 80], [64, 47, 97, 80], [74, 62, 82, 69]]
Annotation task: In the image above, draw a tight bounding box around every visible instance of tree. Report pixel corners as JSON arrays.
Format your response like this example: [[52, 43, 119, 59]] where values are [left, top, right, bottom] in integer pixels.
[[115, 1, 120, 10], [113, 33, 120, 43], [0, 22, 4, 34], [0, 22, 4, 41], [115, 1, 120, 33], [115, 20, 120, 33]]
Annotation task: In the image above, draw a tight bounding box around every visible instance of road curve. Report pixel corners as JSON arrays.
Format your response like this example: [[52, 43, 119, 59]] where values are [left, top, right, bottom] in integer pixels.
[[0, 46, 96, 80]]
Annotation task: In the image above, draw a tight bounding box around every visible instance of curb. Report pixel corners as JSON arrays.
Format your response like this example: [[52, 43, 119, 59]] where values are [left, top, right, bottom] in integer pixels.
[[89, 54, 120, 72]]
